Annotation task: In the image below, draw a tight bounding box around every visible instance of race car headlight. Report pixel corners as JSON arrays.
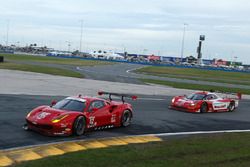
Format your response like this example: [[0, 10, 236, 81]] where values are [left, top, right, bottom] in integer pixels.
[[26, 112, 32, 118], [26, 111, 35, 118], [52, 115, 68, 123], [190, 103, 196, 106], [172, 98, 175, 103]]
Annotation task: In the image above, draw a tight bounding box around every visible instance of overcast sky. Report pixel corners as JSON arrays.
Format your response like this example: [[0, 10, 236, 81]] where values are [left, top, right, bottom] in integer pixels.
[[0, 0, 250, 63]]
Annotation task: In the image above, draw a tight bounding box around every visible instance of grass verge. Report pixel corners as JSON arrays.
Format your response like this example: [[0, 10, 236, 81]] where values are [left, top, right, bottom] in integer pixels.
[[15, 133, 250, 167], [0, 62, 83, 78], [2, 54, 114, 66], [136, 66, 250, 86], [142, 78, 250, 95]]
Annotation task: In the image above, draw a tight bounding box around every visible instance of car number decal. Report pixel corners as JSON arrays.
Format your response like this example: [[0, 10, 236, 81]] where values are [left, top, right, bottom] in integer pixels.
[[177, 100, 185, 106], [88, 116, 97, 128], [111, 114, 116, 123], [37, 112, 51, 119]]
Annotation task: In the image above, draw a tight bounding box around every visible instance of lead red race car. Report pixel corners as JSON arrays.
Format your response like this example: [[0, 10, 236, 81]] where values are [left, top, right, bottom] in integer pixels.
[[170, 90, 242, 113], [23, 92, 137, 136]]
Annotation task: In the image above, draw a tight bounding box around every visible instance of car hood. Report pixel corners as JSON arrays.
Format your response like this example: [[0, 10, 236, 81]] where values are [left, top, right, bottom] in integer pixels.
[[28, 107, 69, 123], [177, 97, 195, 103], [175, 97, 199, 106]]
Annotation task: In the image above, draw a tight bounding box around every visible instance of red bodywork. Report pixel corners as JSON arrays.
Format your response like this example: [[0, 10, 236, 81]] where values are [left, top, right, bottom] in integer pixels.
[[25, 96, 133, 136], [170, 91, 240, 113]]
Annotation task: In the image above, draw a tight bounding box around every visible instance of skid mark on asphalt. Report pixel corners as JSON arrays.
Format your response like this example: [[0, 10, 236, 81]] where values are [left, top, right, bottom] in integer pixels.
[[0, 135, 162, 166]]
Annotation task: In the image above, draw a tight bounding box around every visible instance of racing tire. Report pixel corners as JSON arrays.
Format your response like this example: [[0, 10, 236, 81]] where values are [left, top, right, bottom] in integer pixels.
[[121, 110, 132, 127], [200, 103, 208, 113], [73, 116, 86, 136], [228, 102, 235, 112]]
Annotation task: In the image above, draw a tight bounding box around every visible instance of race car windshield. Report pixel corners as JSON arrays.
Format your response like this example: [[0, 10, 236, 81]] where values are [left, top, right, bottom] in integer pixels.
[[52, 99, 86, 112], [187, 93, 206, 100]]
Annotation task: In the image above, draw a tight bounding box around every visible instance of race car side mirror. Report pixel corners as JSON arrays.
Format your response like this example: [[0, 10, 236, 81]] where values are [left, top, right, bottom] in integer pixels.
[[51, 100, 57, 107]]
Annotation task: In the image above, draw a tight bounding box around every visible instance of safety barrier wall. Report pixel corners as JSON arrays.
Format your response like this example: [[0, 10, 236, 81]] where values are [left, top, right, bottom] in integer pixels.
[[46, 55, 250, 74]]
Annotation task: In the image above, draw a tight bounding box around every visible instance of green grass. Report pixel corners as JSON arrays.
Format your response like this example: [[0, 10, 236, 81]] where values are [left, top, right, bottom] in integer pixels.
[[136, 66, 250, 86], [0, 53, 114, 77], [2, 54, 114, 66], [0, 62, 83, 78], [142, 79, 250, 95], [15, 133, 250, 167]]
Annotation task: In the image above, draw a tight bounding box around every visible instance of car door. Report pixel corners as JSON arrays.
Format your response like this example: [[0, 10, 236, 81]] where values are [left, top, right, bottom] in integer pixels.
[[207, 94, 227, 111], [87, 100, 111, 128], [204, 94, 216, 111]]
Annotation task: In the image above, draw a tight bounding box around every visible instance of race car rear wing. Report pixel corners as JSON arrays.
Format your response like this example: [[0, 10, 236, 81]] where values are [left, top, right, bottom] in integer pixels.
[[98, 91, 137, 103], [210, 90, 242, 100]]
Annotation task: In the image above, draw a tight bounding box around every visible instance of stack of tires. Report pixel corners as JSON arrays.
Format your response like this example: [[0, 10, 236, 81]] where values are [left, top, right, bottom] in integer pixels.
[[0, 56, 3, 63]]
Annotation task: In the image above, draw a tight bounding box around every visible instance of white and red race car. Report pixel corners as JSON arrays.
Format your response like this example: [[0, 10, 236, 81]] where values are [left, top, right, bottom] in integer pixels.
[[170, 91, 242, 113]]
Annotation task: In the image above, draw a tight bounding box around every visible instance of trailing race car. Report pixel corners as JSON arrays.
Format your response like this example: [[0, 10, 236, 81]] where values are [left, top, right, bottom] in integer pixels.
[[170, 90, 242, 113], [23, 92, 137, 136]]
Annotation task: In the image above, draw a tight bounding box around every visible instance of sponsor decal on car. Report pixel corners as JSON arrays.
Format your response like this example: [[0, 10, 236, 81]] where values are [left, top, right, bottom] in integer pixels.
[[213, 102, 227, 109]]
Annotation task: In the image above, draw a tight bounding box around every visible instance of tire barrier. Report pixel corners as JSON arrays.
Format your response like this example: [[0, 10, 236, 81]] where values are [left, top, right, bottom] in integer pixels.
[[0, 56, 3, 63]]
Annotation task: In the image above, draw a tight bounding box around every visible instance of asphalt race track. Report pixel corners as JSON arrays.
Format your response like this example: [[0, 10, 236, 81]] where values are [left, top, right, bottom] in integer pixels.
[[8, 60, 250, 89], [75, 63, 250, 89], [1, 94, 250, 150]]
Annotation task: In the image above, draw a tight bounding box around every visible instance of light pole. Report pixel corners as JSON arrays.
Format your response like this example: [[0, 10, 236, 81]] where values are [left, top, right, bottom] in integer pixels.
[[234, 56, 238, 65], [142, 49, 148, 55], [79, 20, 83, 52], [230, 51, 234, 66], [123, 46, 126, 53], [157, 50, 160, 56], [65, 41, 71, 53], [6, 20, 10, 46], [180, 23, 188, 63]]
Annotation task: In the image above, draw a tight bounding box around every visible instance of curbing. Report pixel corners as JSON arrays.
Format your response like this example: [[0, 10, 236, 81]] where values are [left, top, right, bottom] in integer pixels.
[[1, 130, 250, 166], [0, 135, 162, 167]]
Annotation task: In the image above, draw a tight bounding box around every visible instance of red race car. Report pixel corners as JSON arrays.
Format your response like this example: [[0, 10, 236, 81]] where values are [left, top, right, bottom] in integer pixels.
[[23, 92, 137, 136], [170, 91, 242, 113]]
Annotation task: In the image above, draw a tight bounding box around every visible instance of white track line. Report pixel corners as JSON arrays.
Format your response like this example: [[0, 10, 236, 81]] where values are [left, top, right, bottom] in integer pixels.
[[126, 67, 144, 74], [143, 129, 250, 137], [77, 65, 142, 74], [3, 129, 250, 151]]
